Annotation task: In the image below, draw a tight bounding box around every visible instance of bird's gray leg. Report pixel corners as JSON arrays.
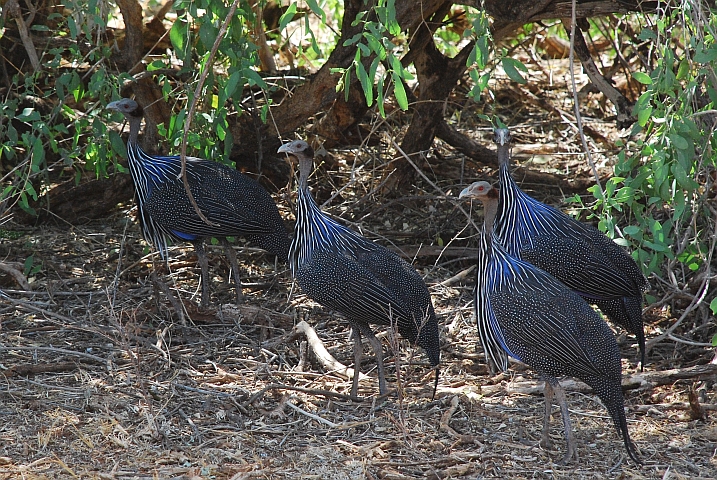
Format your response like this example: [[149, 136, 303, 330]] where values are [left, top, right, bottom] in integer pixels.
[[220, 238, 244, 304], [350, 326, 363, 399], [553, 381, 578, 464], [541, 379, 555, 450], [361, 327, 387, 395], [193, 240, 210, 308]]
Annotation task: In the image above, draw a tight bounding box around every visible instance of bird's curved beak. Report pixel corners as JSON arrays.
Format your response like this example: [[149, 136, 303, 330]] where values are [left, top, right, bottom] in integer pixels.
[[105, 100, 121, 111], [277, 144, 294, 155], [458, 186, 474, 199]]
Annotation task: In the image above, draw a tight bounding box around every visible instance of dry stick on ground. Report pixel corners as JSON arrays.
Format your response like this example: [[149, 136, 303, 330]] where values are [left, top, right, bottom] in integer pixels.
[[439, 396, 481, 444], [0, 346, 109, 365], [1, 295, 85, 326], [0, 262, 31, 290], [634, 402, 717, 413], [286, 400, 339, 428], [3, 362, 78, 377], [243, 383, 357, 408], [178, 0, 242, 225], [266, 320, 369, 383]]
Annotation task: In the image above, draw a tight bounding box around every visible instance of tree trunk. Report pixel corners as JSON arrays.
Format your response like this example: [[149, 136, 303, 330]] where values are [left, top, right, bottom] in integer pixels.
[[114, 0, 171, 152], [384, 4, 473, 192]]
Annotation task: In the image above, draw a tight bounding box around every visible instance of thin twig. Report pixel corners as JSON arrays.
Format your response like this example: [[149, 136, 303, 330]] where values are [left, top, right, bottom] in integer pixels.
[[646, 212, 716, 352], [0, 294, 81, 325], [243, 383, 359, 407], [568, 0, 603, 194], [0, 346, 109, 365], [438, 265, 476, 287], [286, 400, 339, 428]]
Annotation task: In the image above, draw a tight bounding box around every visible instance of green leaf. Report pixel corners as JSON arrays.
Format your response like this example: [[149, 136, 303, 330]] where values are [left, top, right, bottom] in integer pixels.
[[613, 238, 629, 247], [368, 56, 381, 84], [109, 131, 127, 158], [671, 162, 697, 190], [711, 297, 717, 316], [388, 20, 401, 37], [711, 332, 717, 347], [224, 71, 242, 99], [393, 74, 408, 111], [502, 58, 527, 84], [23, 255, 34, 277], [30, 136, 44, 173], [643, 240, 667, 252], [669, 134, 688, 150], [278, 3, 297, 32], [623, 225, 641, 236], [17, 108, 40, 122], [357, 43, 371, 56], [305, 0, 326, 22], [170, 20, 187, 54], [677, 58, 690, 80], [694, 46, 717, 64], [356, 58, 373, 107], [245, 69, 267, 89], [637, 105, 653, 127], [364, 33, 384, 58], [343, 33, 362, 47], [632, 71, 653, 85], [637, 29, 656, 41], [390, 54, 404, 76], [147, 60, 166, 72], [376, 73, 386, 117]]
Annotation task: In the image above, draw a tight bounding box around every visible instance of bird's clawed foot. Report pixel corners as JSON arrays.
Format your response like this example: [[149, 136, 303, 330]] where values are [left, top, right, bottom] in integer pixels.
[[557, 443, 578, 465], [539, 434, 553, 451], [539, 433, 578, 465]]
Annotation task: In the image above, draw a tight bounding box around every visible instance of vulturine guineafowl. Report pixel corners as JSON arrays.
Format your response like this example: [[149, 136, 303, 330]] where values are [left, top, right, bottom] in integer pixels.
[[491, 128, 647, 369], [106, 98, 289, 307], [459, 181, 640, 464], [278, 139, 440, 399]]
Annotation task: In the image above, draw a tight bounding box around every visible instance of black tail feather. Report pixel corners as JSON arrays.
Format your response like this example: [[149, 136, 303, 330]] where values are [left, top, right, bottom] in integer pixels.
[[432, 367, 440, 400]]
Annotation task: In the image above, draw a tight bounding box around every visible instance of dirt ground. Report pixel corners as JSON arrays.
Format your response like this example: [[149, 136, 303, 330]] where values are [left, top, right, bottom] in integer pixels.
[[1, 57, 716, 478]]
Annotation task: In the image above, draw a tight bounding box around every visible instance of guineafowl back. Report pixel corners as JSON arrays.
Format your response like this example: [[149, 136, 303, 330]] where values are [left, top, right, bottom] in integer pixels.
[[142, 158, 289, 260]]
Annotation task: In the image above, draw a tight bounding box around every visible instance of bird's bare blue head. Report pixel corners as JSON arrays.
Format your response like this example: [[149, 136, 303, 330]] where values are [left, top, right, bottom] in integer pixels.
[[278, 140, 315, 186], [459, 181, 496, 202], [277, 140, 314, 159], [106, 98, 143, 119], [493, 128, 511, 146]]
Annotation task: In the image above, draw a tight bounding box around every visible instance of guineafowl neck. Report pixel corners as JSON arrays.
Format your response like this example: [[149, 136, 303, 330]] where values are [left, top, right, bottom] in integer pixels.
[[126, 115, 143, 147], [482, 197, 498, 236], [497, 143, 510, 169], [298, 155, 313, 190]]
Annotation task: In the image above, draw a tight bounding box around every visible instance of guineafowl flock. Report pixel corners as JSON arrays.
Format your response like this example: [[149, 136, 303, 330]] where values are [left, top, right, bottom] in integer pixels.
[[107, 98, 646, 465]]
